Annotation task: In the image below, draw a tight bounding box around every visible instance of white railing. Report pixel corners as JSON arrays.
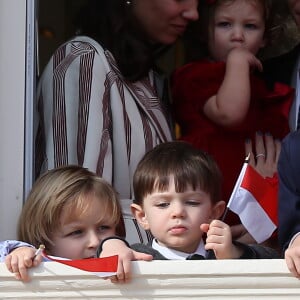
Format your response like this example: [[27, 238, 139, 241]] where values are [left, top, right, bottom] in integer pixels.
[[1, 259, 300, 299]]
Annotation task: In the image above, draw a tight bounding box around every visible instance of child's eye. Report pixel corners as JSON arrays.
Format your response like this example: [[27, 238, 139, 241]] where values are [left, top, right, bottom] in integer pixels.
[[216, 21, 231, 28], [156, 202, 170, 208], [245, 23, 257, 30], [98, 225, 111, 232], [186, 200, 200, 206], [68, 229, 83, 236]]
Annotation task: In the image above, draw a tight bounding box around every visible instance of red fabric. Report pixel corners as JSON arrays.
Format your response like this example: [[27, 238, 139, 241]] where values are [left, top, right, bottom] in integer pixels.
[[241, 165, 278, 226], [43, 253, 118, 273], [171, 60, 293, 225]]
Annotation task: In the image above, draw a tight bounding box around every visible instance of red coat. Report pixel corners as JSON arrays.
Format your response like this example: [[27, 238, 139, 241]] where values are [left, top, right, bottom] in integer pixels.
[[172, 60, 293, 225]]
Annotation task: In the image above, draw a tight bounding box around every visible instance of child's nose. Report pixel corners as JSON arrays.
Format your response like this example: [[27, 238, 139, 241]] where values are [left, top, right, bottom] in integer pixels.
[[87, 231, 101, 248], [171, 203, 186, 218], [231, 26, 244, 41]]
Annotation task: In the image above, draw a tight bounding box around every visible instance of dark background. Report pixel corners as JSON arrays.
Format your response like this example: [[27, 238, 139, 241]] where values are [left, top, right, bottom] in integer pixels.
[[38, 0, 300, 77]]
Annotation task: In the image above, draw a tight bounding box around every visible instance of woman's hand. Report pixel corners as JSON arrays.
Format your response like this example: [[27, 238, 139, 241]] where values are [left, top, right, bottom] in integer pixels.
[[233, 132, 281, 245], [245, 131, 281, 178]]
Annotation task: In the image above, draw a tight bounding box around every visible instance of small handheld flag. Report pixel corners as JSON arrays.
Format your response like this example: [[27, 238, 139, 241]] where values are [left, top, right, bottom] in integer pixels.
[[225, 154, 278, 243]]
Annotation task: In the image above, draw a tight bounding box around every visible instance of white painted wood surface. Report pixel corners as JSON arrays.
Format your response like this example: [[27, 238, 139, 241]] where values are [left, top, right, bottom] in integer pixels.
[[0, 0, 27, 240], [1, 260, 300, 299]]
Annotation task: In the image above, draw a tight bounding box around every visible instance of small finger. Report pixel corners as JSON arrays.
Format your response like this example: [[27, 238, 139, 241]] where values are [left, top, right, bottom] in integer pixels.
[[245, 139, 255, 167], [121, 259, 132, 283], [24, 256, 35, 268], [286, 256, 300, 278], [17, 263, 31, 282], [255, 132, 265, 160], [9, 257, 21, 274], [4, 255, 13, 272], [114, 259, 126, 283], [244, 138, 253, 156], [13, 272, 21, 280], [264, 133, 276, 163], [116, 263, 125, 283]]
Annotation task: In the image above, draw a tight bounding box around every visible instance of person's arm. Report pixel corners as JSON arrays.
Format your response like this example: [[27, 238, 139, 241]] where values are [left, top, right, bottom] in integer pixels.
[[277, 132, 300, 277], [278, 132, 300, 250], [0, 240, 34, 262], [0, 240, 43, 282], [36, 37, 113, 179], [97, 237, 153, 283], [203, 48, 262, 127]]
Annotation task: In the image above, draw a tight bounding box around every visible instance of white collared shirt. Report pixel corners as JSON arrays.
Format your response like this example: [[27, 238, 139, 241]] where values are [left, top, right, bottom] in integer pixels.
[[151, 238, 206, 260]]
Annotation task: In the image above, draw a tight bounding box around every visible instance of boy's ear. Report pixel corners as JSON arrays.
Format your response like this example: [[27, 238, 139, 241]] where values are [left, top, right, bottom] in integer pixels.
[[131, 203, 150, 230], [210, 200, 226, 220]]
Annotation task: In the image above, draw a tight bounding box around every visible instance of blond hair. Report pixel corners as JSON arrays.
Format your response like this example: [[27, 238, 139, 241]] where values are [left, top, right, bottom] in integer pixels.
[[17, 165, 123, 248]]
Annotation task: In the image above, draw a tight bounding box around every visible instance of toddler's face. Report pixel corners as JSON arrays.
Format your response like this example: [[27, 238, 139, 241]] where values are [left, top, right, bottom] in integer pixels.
[[48, 196, 116, 259], [137, 178, 222, 253], [208, 0, 266, 61]]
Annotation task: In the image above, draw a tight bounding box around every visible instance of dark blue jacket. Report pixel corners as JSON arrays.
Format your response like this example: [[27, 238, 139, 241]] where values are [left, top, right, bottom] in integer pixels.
[[278, 130, 300, 250]]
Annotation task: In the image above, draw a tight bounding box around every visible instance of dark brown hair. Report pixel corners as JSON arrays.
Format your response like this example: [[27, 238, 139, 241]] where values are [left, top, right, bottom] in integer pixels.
[[133, 141, 222, 205], [74, 0, 169, 81], [183, 0, 283, 61]]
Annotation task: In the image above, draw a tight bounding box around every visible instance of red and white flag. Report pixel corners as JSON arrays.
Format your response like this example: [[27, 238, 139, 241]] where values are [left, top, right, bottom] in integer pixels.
[[227, 157, 278, 243], [42, 252, 118, 277]]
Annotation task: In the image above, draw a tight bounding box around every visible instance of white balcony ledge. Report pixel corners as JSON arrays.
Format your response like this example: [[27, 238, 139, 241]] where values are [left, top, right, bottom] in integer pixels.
[[1, 259, 300, 299]]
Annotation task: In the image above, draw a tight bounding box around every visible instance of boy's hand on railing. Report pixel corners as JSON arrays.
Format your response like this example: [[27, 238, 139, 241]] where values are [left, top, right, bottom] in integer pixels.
[[100, 238, 153, 283], [5, 246, 43, 282]]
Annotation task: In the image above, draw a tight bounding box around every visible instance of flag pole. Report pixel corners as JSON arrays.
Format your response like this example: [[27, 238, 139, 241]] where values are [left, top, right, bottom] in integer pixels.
[[221, 153, 250, 222]]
